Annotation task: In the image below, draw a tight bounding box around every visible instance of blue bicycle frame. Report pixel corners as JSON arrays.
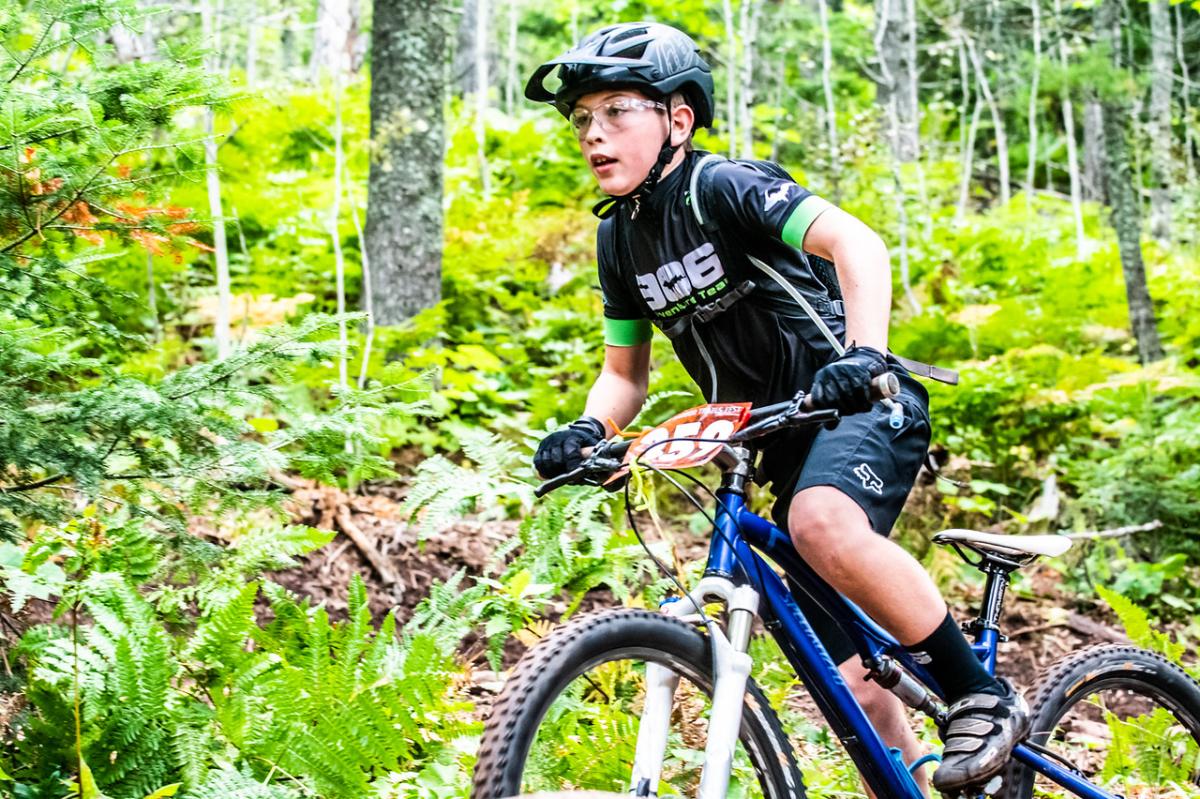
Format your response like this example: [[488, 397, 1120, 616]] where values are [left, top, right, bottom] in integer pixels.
[[707, 488, 1117, 799]]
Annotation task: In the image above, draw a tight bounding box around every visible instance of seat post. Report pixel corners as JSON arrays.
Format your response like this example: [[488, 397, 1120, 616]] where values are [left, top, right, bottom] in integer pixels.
[[965, 555, 1019, 673], [976, 561, 1013, 634]]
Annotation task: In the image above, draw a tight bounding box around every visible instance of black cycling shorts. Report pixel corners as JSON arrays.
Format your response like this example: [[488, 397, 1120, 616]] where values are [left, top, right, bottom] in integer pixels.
[[759, 366, 932, 665]]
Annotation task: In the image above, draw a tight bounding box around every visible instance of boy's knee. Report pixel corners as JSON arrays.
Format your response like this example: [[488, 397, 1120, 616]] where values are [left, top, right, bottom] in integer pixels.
[[787, 486, 871, 554]]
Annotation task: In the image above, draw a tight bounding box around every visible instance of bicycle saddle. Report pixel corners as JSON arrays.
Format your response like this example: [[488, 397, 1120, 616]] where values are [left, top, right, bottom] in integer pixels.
[[933, 529, 1073, 561]]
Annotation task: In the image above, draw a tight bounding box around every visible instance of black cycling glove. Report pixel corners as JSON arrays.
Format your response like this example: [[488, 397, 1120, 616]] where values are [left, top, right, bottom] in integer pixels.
[[809, 345, 889, 415], [533, 416, 607, 478]]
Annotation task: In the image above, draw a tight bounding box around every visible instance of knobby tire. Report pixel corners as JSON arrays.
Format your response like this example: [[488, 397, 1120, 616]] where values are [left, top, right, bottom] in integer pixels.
[[472, 608, 806, 799]]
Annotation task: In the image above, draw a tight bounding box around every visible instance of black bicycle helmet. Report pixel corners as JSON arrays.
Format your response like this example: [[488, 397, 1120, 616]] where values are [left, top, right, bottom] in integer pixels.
[[525, 22, 715, 129]]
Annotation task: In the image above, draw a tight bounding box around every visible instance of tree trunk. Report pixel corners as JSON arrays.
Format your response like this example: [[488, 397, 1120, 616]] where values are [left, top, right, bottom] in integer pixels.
[[504, 0, 519, 114], [1147, 0, 1173, 242], [346, 160, 374, 389], [365, 0, 448, 324], [738, 0, 763, 159], [1177, 3, 1197, 188], [957, 97, 983, 225], [873, 0, 919, 162], [818, 0, 841, 200], [202, 0, 231, 359], [963, 33, 1010, 205], [474, 0, 491, 196], [312, 0, 354, 80], [892, 168, 921, 314], [1082, 100, 1107, 203], [1025, 0, 1041, 204], [245, 1, 259, 88], [722, 0, 738, 157], [1052, 0, 1085, 259], [331, 73, 349, 393], [454, 0, 476, 94], [1096, 0, 1164, 364]]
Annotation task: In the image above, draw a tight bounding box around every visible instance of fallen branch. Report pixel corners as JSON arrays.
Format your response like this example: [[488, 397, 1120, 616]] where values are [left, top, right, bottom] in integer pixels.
[[1064, 520, 1163, 540], [335, 504, 402, 589]]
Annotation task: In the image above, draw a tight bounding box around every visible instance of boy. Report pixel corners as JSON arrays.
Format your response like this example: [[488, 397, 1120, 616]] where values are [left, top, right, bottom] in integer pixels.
[[525, 22, 1028, 794]]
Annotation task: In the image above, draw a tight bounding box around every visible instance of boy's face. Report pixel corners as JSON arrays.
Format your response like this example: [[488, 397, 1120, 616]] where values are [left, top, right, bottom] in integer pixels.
[[573, 89, 672, 197]]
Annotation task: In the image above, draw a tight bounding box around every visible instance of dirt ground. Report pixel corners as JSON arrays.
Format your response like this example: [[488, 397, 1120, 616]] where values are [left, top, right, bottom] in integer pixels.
[[274, 476, 1130, 696]]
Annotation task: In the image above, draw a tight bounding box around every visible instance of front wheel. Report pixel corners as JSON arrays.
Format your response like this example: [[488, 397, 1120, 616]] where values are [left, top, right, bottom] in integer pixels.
[[471, 608, 805, 799], [1001, 644, 1200, 799]]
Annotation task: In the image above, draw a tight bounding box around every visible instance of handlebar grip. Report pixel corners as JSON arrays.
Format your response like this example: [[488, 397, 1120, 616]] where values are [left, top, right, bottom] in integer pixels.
[[801, 372, 900, 411], [875, 372, 900, 400], [534, 467, 584, 498]]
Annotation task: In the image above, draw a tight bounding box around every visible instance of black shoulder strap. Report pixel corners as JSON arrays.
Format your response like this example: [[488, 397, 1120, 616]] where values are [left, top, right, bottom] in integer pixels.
[[687, 155, 959, 386]]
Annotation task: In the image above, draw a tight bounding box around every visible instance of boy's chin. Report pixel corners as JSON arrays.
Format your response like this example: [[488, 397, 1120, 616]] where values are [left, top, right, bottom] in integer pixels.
[[596, 175, 638, 197]]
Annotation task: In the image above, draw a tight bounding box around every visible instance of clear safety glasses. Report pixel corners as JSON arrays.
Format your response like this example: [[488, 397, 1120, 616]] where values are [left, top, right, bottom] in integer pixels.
[[569, 97, 666, 139]]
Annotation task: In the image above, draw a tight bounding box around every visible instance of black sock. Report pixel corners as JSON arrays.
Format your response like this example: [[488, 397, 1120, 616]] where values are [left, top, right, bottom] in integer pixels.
[[905, 612, 1003, 702]]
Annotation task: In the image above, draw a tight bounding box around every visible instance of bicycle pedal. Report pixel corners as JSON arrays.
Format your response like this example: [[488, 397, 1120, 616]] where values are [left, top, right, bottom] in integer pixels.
[[944, 773, 1004, 798]]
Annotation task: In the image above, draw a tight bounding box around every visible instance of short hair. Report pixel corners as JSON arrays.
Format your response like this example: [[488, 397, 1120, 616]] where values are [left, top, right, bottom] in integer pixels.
[[667, 91, 697, 151]]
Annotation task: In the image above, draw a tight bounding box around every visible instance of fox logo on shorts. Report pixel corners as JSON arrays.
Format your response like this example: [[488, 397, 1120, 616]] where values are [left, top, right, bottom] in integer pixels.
[[853, 463, 884, 495]]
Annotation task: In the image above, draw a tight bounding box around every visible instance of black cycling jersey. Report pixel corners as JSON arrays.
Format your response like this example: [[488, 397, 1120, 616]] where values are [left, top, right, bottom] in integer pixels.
[[597, 149, 846, 407]]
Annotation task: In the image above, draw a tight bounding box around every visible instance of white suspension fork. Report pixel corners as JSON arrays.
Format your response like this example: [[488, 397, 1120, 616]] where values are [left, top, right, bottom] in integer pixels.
[[630, 577, 760, 799]]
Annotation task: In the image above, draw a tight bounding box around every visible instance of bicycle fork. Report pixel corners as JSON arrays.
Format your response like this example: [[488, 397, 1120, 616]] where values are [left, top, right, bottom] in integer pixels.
[[630, 576, 760, 799]]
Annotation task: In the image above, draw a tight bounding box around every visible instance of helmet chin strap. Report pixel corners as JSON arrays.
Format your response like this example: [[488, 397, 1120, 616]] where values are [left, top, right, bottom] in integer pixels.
[[592, 119, 680, 220]]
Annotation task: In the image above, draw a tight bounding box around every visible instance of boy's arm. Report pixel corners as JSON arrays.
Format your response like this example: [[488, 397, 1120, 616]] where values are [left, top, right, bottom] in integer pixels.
[[583, 341, 652, 436], [790, 206, 891, 353]]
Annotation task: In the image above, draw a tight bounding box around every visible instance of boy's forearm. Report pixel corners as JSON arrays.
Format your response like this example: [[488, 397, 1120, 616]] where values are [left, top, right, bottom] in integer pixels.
[[583, 370, 648, 436]]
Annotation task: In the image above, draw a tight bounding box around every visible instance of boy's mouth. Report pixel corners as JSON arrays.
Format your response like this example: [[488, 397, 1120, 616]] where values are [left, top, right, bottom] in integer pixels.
[[590, 154, 618, 168]]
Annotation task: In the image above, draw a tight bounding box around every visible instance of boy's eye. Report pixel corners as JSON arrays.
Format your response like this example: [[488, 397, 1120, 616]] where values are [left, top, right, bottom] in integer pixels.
[[604, 105, 626, 119]]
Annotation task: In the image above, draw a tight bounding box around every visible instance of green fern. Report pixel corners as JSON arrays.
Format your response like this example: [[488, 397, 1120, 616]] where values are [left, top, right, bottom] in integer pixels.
[[1095, 584, 1186, 662]]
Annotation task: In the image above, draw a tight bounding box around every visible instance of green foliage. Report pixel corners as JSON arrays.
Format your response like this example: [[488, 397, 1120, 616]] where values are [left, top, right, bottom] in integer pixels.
[[1094, 584, 1187, 665], [8, 524, 475, 799]]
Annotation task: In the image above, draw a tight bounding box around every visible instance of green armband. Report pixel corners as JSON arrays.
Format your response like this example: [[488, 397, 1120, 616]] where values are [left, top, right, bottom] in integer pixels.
[[781, 195, 833, 249], [604, 317, 653, 346]]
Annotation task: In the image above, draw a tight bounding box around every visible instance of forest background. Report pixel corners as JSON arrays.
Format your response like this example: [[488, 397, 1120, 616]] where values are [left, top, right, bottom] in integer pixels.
[[1, 0, 1199, 796]]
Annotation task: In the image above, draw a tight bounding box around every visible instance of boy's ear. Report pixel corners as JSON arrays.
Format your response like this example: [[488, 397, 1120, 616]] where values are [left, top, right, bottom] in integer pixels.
[[671, 103, 695, 147]]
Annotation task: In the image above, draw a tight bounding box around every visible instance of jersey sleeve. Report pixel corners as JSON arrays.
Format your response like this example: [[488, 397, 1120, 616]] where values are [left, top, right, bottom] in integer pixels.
[[596, 220, 653, 347], [706, 161, 833, 251]]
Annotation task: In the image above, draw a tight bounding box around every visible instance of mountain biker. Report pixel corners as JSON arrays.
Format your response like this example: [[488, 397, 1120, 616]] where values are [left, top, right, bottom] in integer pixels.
[[525, 22, 1029, 795]]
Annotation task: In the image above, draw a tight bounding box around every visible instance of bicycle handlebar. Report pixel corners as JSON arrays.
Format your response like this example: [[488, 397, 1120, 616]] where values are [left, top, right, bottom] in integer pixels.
[[534, 373, 901, 497]]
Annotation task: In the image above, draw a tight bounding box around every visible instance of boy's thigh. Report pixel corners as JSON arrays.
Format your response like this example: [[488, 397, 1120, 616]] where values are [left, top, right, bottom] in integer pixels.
[[769, 373, 931, 535]]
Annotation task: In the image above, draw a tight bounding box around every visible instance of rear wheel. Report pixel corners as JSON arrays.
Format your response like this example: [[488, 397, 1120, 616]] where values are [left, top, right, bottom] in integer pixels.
[[472, 608, 806, 799], [1001, 644, 1200, 799]]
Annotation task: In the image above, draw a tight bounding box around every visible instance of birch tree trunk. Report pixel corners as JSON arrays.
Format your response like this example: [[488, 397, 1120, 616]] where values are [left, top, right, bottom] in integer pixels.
[[245, 2, 259, 88], [1177, 4, 1197, 188], [365, 0, 448, 324], [202, 0, 231, 359], [873, 0, 919, 162], [1051, 0, 1085, 259], [738, 0, 763, 159], [331, 74, 349, 393], [1096, 0, 1164, 364], [504, 0, 519, 114], [963, 33, 1010, 205], [312, 0, 354, 80], [1082, 101, 1107, 203], [722, 0, 738, 157], [474, 0, 491, 196], [957, 98, 983, 225], [1147, 0, 1174, 242], [818, 0, 841, 200], [1025, 0, 1041, 203], [955, 36, 973, 223]]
